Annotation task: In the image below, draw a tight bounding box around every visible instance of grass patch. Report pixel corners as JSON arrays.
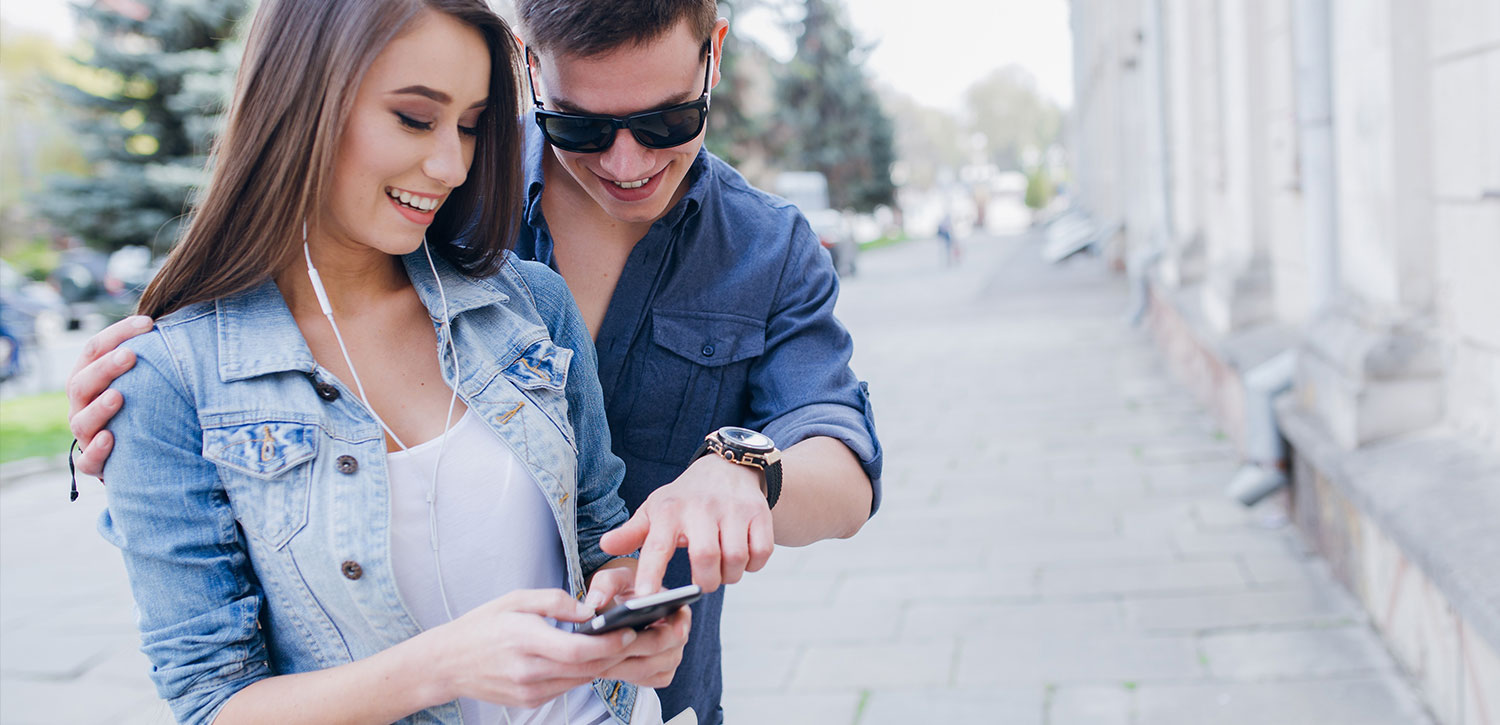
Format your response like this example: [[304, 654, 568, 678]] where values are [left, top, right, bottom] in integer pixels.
[[0, 392, 72, 464], [852, 688, 871, 723], [859, 232, 910, 252]]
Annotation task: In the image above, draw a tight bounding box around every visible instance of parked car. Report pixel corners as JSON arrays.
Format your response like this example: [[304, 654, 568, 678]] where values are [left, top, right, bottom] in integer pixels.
[[0, 260, 65, 383], [775, 171, 857, 277], [46, 245, 156, 328]]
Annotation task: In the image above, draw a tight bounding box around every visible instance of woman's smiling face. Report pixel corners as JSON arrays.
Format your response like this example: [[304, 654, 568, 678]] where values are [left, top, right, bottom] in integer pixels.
[[318, 9, 491, 256]]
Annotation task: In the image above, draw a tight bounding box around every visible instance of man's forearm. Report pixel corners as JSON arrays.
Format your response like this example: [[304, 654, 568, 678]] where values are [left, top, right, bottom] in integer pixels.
[[771, 436, 872, 546]]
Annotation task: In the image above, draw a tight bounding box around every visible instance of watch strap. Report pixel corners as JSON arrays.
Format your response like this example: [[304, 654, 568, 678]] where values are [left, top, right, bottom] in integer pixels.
[[763, 458, 782, 509]]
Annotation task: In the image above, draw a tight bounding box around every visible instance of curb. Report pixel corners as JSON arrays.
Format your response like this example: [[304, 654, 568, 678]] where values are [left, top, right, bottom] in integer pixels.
[[0, 453, 72, 489]]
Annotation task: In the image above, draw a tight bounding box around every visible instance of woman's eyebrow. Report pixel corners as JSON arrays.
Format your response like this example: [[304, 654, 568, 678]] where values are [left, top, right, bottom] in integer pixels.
[[391, 85, 489, 109]]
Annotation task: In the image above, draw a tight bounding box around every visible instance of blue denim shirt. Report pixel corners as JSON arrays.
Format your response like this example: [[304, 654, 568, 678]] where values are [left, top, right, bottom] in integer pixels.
[[98, 252, 639, 724], [517, 124, 884, 723]]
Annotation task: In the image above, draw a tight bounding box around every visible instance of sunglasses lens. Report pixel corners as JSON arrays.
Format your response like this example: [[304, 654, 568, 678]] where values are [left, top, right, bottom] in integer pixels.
[[539, 115, 613, 152], [632, 105, 706, 149]]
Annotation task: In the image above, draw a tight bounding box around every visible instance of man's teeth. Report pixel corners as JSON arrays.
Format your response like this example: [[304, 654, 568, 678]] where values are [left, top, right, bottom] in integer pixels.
[[612, 176, 650, 189], [386, 188, 439, 211]]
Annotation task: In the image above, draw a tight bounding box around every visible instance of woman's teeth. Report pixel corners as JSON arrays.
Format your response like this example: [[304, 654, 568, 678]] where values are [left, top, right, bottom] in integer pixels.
[[612, 176, 650, 189], [386, 188, 439, 211]]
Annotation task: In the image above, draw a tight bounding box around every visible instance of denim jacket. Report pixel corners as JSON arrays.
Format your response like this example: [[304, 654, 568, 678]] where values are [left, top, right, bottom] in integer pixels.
[[98, 252, 638, 724]]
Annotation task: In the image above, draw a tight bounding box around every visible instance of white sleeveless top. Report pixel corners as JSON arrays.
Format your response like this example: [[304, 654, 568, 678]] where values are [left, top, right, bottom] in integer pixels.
[[387, 408, 661, 725]]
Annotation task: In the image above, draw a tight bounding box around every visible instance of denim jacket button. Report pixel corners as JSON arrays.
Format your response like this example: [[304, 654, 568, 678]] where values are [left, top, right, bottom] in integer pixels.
[[701, 344, 715, 357], [335, 455, 358, 474], [341, 561, 363, 580], [315, 382, 340, 402]]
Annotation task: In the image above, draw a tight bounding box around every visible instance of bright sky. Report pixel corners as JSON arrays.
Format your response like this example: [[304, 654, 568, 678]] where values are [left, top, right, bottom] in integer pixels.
[[736, 0, 1074, 111], [0, 0, 75, 41], [1, 0, 1074, 110]]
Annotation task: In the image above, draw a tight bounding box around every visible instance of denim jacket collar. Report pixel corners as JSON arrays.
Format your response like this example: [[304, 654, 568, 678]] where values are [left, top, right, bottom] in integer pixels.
[[400, 250, 511, 323], [216, 281, 316, 383], [216, 253, 512, 383]]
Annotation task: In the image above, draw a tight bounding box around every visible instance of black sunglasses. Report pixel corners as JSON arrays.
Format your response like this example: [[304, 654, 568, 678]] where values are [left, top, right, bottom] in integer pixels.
[[528, 46, 713, 153]]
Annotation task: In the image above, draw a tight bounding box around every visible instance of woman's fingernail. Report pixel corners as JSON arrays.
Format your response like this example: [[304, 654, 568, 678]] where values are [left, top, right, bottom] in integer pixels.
[[111, 349, 131, 365], [131, 315, 152, 329], [621, 630, 637, 646]]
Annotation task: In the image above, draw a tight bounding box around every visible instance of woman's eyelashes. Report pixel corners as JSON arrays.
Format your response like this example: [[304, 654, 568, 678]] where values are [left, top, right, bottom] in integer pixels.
[[395, 111, 434, 131], [395, 111, 481, 137]]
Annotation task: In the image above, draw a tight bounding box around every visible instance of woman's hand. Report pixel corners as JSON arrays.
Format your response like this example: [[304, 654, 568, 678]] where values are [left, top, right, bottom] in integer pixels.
[[599, 601, 691, 688], [421, 588, 640, 709], [584, 558, 692, 688]]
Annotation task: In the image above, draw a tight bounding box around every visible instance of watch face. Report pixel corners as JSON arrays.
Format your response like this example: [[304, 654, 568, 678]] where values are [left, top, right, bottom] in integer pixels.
[[720, 426, 774, 452]]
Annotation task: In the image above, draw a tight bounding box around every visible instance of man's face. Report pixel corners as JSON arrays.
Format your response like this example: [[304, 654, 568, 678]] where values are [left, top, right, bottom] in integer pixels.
[[529, 18, 726, 226]]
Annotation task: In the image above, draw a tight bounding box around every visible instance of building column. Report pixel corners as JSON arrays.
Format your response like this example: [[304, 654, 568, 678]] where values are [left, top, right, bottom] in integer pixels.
[[1199, 0, 1276, 335], [1291, 0, 1444, 450]]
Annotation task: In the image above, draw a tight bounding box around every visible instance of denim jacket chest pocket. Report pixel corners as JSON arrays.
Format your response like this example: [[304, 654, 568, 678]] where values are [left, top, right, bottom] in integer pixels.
[[621, 310, 766, 464], [202, 419, 319, 549], [493, 338, 575, 450]]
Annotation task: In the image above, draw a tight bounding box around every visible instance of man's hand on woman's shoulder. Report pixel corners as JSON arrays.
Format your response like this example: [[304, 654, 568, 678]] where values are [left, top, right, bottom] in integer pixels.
[[66, 315, 153, 478]]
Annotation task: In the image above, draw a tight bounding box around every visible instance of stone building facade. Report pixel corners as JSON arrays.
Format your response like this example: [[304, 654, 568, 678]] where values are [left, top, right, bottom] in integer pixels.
[[1067, 1, 1499, 722]]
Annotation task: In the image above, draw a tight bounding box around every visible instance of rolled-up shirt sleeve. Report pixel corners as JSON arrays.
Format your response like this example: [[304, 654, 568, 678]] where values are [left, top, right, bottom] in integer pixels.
[[747, 215, 884, 516], [98, 334, 270, 725]]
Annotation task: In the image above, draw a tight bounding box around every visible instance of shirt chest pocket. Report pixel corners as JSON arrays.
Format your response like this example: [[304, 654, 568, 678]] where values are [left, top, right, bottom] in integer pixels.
[[202, 421, 319, 549], [621, 310, 766, 464]]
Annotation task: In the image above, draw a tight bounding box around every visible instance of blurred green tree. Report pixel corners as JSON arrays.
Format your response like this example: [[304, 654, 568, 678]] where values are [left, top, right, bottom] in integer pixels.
[[37, 0, 247, 254], [773, 0, 895, 212], [879, 88, 964, 191], [705, 0, 771, 170], [965, 65, 1062, 171], [1, 29, 91, 266]]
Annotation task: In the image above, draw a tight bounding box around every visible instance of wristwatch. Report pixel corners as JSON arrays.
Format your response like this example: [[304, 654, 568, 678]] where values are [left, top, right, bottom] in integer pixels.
[[692, 426, 783, 509]]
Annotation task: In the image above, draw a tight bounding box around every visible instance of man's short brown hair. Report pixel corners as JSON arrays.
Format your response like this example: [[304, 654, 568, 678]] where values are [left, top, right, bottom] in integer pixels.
[[516, 0, 717, 58]]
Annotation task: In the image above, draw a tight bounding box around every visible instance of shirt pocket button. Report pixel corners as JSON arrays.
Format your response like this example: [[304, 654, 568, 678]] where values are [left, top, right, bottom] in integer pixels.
[[701, 344, 715, 357], [335, 455, 358, 474], [341, 561, 363, 580]]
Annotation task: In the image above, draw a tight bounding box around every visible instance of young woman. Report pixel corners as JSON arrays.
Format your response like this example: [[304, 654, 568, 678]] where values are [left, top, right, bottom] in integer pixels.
[[96, 1, 686, 723]]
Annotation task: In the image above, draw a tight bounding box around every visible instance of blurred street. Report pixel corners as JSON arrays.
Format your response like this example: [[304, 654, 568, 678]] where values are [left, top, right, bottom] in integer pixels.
[[719, 230, 1433, 724], [0, 231, 1432, 724]]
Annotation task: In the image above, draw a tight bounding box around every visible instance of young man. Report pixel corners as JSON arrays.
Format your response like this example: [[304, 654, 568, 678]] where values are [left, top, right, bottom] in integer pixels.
[[65, 1, 882, 721]]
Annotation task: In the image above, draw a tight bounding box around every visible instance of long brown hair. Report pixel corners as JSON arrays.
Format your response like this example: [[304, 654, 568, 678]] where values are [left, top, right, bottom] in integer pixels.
[[138, 0, 522, 318]]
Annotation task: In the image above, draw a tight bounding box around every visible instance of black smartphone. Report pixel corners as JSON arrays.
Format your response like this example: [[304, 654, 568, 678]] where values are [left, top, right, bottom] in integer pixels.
[[575, 584, 703, 635]]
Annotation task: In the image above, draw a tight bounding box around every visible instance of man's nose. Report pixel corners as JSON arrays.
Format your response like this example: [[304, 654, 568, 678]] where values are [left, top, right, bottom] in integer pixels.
[[597, 129, 655, 180]]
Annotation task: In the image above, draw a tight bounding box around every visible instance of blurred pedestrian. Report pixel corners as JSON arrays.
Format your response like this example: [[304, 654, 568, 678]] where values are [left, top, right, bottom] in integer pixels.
[[938, 213, 960, 266]]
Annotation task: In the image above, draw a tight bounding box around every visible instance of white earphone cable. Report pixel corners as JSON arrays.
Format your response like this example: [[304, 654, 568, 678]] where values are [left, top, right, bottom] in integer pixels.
[[304, 229, 578, 724]]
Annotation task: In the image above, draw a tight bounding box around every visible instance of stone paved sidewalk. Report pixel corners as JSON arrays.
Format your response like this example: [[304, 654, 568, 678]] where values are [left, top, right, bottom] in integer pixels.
[[0, 231, 1433, 724], [719, 231, 1433, 724]]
